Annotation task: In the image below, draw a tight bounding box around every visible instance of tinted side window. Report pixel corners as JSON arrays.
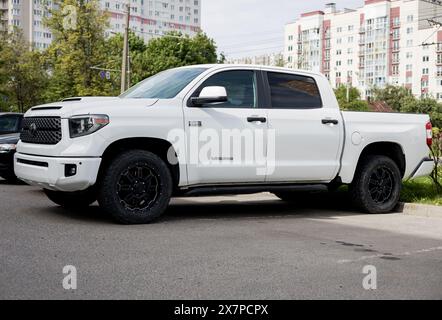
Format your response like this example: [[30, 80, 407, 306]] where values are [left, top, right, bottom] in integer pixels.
[[0, 115, 20, 134], [267, 72, 322, 109], [196, 70, 257, 108]]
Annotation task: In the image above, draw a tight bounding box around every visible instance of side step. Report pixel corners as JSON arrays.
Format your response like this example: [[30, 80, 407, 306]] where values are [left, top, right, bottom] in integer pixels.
[[180, 184, 328, 197]]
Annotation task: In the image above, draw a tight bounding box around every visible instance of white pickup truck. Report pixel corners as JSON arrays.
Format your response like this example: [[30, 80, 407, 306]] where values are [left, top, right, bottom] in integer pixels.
[[14, 64, 434, 224]]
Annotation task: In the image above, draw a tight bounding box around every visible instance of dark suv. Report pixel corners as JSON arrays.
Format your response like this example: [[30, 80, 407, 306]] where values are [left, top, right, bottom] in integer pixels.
[[0, 113, 23, 182]]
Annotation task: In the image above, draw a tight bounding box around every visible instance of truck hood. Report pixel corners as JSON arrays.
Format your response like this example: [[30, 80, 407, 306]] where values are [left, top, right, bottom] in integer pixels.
[[24, 97, 159, 118]]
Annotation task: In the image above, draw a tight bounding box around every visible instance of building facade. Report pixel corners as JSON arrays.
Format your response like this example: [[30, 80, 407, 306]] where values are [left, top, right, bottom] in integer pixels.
[[228, 52, 284, 67], [103, 0, 201, 41], [284, 0, 442, 100], [0, 0, 201, 49]]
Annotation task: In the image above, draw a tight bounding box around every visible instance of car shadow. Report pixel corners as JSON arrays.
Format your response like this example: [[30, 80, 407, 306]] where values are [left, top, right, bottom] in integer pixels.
[[38, 191, 397, 225], [163, 191, 361, 222], [44, 204, 115, 224], [0, 178, 27, 186]]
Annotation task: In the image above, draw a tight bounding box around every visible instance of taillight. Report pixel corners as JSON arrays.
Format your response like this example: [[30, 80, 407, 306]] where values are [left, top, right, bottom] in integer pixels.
[[426, 121, 433, 147]]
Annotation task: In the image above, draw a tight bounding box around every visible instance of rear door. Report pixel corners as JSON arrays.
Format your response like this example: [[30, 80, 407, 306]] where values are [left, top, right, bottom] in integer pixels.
[[264, 71, 343, 182]]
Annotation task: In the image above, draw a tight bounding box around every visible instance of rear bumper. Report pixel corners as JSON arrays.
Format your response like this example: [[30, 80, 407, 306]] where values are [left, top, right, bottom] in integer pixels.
[[409, 158, 434, 180], [14, 153, 101, 192]]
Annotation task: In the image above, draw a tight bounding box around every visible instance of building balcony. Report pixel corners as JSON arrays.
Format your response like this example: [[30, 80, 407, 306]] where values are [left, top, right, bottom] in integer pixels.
[[437, 45, 442, 52]]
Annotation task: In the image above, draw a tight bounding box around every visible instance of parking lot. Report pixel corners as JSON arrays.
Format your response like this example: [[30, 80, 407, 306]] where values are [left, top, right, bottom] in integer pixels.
[[1, 178, 442, 300]]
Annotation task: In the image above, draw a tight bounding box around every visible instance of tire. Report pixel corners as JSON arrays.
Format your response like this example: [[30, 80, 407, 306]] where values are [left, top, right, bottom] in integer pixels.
[[97, 150, 173, 224], [44, 187, 97, 208], [350, 155, 402, 214]]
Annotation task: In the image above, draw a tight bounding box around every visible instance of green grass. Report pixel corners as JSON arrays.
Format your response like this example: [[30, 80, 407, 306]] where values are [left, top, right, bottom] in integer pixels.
[[401, 177, 442, 206]]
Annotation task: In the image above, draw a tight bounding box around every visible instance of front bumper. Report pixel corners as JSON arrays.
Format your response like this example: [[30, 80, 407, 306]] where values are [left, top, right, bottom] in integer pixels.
[[14, 153, 101, 192], [409, 158, 434, 180]]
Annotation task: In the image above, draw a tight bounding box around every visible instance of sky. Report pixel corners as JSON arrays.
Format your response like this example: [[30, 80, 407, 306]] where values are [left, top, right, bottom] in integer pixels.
[[201, 0, 362, 60]]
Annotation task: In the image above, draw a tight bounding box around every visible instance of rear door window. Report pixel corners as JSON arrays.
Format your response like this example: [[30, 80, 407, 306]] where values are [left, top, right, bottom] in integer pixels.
[[267, 72, 322, 109]]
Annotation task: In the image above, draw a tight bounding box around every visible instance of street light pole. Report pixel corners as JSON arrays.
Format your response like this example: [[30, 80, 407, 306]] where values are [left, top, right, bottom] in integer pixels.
[[121, 0, 130, 94]]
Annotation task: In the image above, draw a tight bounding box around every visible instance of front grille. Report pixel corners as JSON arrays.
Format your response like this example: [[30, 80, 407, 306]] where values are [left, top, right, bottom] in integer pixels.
[[21, 117, 62, 145]]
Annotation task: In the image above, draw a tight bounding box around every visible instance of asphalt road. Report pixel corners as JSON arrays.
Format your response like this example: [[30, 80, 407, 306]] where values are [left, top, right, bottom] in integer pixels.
[[1, 178, 442, 300]]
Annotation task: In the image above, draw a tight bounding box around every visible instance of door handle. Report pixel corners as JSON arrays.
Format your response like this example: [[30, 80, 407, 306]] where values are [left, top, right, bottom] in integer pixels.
[[247, 117, 267, 123], [322, 119, 339, 125]]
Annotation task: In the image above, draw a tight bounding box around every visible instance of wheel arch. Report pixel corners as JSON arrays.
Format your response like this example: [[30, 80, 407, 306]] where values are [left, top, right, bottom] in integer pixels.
[[351, 141, 406, 183], [98, 137, 181, 189]]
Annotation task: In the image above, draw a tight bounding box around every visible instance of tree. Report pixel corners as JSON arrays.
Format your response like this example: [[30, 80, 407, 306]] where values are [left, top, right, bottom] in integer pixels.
[[43, 0, 114, 101], [135, 32, 220, 82], [334, 85, 369, 111], [0, 30, 48, 112], [103, 31, 148, 89], [401, 95, 442, 128], [372, 84, 413, 112]]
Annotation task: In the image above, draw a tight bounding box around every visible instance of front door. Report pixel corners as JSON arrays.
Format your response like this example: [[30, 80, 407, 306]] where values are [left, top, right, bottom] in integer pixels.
[[183, 69, 268, 186]]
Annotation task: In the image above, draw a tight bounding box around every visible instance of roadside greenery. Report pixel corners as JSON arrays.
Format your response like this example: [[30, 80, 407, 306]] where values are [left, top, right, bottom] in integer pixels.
[[334, 85, 369, 111], [0, 31, 48, 113], [402, 177, 442, 206], [0, 0, 222, 112]]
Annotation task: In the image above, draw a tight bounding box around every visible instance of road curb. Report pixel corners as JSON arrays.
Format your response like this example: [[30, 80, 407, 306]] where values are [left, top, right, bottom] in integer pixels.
[[397, 202, 442, 218]]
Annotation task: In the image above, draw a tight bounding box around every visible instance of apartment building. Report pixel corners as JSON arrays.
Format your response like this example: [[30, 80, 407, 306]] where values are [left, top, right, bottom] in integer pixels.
[[103, 0, 201, 41], [284, 0, 442, 100], [0, 0, 52, 49], [0, 0, 201, 49], [229, 52, 284, 67]]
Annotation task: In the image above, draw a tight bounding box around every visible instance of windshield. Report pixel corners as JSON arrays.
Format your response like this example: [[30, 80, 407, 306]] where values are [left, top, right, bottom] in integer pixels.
[[120, 67, 208, 99], [0, 115, 20, 134]]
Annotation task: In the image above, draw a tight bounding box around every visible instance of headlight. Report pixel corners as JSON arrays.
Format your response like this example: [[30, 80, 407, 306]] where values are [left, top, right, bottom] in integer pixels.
[[69, 114, 109, 138], [0, 144, 16, 153]]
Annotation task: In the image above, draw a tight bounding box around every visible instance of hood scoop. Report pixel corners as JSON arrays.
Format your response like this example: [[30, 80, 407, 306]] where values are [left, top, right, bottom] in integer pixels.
[[61, 96, 118, 103], [31, 106, 63, 111]]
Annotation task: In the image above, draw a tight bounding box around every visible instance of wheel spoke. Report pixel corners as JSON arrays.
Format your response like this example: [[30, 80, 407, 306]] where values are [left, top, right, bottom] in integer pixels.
[[117, 163, 160, 211], [368, 166, 394, 204], [118, 184, 132, 192]]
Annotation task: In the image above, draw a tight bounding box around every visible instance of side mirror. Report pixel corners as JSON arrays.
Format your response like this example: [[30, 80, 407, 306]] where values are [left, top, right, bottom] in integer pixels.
[[190, 86, 228, 107]]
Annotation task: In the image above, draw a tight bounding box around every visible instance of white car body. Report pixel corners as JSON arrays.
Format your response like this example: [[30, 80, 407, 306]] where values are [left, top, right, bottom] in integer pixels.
[[14, 64, 433, 194]]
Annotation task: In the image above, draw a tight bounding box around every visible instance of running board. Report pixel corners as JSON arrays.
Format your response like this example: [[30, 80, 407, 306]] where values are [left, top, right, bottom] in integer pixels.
[[180, 184, 328, 197]]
